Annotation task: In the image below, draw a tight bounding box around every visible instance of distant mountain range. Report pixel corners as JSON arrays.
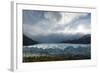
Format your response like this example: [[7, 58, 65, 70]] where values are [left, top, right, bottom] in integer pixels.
[[62, 34, 91, 44], [23, 34, 91, 46]]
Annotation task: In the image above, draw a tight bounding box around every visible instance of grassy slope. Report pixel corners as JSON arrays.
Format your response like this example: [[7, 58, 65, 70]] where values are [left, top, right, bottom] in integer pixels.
[[23, 55, 90, 62]]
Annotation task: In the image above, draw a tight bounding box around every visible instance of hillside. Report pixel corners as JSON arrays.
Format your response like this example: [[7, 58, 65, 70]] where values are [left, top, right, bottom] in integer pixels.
[[62, 34, 91, 44], [23, 35, 38, 46]]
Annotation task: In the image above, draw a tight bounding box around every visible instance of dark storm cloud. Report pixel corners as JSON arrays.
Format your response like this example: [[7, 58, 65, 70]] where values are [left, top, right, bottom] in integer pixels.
[[23, 10, 44, 24], [23, 10, 62, 25]]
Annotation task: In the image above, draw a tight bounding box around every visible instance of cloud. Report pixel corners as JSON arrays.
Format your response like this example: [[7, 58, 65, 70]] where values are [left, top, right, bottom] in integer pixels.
[[23, 10, 91, 42]]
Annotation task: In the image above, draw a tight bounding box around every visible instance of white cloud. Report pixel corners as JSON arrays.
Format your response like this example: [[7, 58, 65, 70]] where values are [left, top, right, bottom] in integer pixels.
[[58, 13, 88, 25]]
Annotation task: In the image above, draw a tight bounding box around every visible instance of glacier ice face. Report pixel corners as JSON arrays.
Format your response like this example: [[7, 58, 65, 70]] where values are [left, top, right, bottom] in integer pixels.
[[23, 43, 90, 57]]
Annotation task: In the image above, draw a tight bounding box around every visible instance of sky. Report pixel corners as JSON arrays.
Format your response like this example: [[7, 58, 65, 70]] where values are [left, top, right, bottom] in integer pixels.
[[23, 10, 91, 43]]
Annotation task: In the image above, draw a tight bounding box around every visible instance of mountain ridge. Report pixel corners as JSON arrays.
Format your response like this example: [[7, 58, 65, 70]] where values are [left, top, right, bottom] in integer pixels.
[[23, 34, 38, 46], [61, 34, 91, 44], [23, 34, 91, 45]]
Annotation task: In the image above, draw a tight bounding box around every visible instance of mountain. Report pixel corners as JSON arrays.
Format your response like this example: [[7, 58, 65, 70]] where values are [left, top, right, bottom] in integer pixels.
[[62, 34, 91, 44], [23, 35, 38, 46]]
